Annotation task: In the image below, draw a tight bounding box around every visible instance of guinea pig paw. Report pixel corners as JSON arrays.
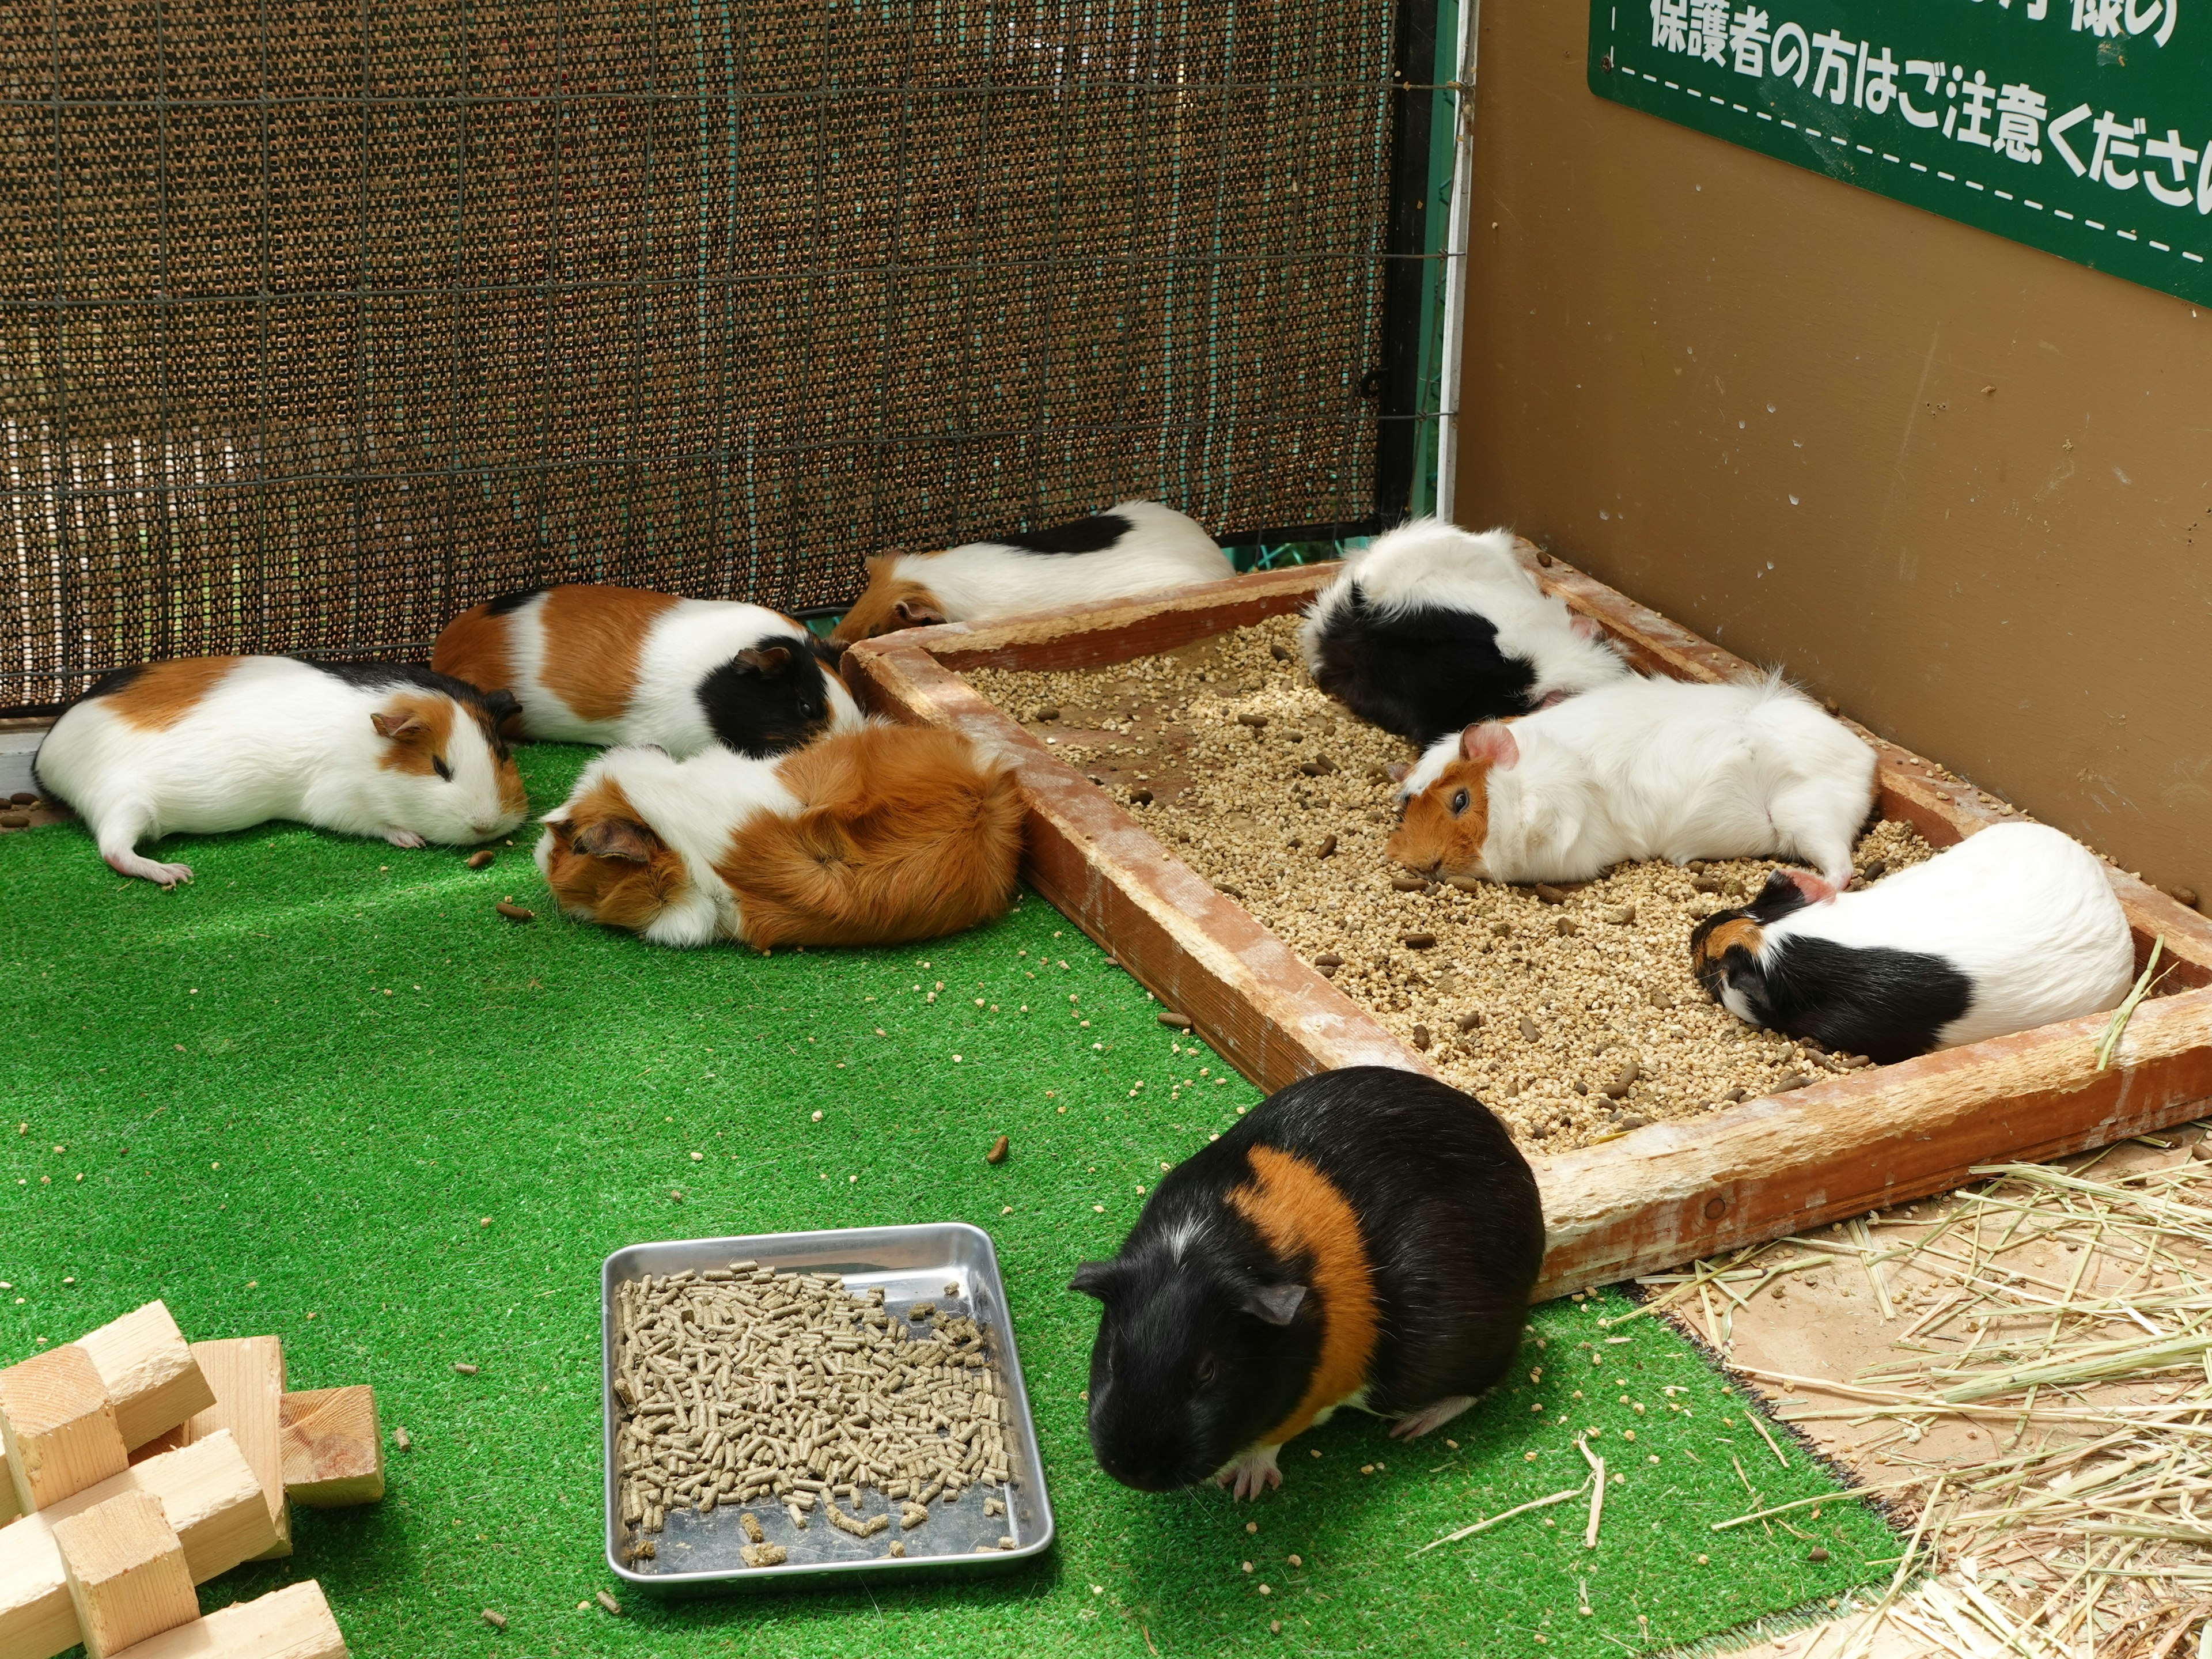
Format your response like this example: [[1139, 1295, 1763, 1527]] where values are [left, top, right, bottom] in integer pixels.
[[382, 828, 427, 850], [1389, 1395, 1476, 1440], [107, 851, 194, 888], [1217, 1445, 1283, 1502], [1782, 869, 1841, 905]]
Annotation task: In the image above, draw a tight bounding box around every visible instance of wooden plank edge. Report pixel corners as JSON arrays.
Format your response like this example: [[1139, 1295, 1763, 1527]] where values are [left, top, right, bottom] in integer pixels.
[[844, 641, 1426, 1096], [1531, 990, 2212, 1298]]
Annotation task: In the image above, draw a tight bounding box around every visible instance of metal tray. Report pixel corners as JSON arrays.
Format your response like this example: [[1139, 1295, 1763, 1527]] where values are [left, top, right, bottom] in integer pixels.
[[601, 1222, 1056, 1589]]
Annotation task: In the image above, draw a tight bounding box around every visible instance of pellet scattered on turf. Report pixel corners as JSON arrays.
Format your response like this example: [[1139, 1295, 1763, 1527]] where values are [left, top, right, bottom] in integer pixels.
[[494, 900, 533, 923], [467, 849, 496, 870], [392, 1426, 412, 1451], [594, 1590, 622, 1615], [479, 1609, 506, 1631], [968, 614, 1937, 1150], [986, 1134, 1009, 1165], [612, 1262, 1012, 1554]]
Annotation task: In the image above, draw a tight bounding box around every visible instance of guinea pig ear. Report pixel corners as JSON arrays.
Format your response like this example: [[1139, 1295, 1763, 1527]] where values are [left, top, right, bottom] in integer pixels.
[[1569, 613, 1602, 642], [1240, 1283, 1307, 1327], [479, 688, 522, 729], [570, 817, 660, 863], [735, 645, 793, 678], [1460, 721, 1520, 768], [809, 635, 848, 667], [370, 708, 431, 743], [892, 597, 948, 628], [1067, 1261, 1126, 1302], [1385, 761, 1411, 785]]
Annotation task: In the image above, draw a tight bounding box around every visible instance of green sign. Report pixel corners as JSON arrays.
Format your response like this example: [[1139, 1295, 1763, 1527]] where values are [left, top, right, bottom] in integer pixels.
[[1588, 0, 2211, 305]]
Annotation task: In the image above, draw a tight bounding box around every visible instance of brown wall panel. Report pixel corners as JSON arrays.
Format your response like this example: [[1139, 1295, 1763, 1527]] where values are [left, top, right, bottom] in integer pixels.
[[1453, 1, 2212, 902]]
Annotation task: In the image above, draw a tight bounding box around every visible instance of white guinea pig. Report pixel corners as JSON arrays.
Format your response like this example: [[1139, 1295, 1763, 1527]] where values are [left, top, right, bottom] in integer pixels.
[[1387, 672, 1877, 888], [1691, 821, 2138, 1064], [830, 501, 1231, 642], [432, 585, 861, 758], [1297, 520, 1628, 745], [33, 657, 528, 887]]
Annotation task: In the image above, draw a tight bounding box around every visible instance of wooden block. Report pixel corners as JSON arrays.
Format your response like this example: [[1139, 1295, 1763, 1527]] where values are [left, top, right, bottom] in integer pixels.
[[107, 1582, 346, 1659], [0, 1431, 278, 1659], [75, 1308, 215, 1453], [276, 1391, 381, 1510], [0, 1347, 130, 1515], [5, 1305, 218, 1521], [52, 1493, 198, 1658], [165, 1343, 287, 1562]]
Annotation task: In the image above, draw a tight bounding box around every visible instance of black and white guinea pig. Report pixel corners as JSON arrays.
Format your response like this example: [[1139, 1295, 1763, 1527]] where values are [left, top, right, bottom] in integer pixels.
[[32, 657, 527, 887], [828, 501, 1231, 642], [432, 585, 859, 758], [1070, 1066, 1543, 1499], [1690, 821, 2138, 1065], [1297, 519, 1627, 745]]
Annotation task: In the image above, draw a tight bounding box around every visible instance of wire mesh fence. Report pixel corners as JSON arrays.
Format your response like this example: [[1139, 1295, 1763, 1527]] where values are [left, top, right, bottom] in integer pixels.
[[1, 0, 1426, 713]]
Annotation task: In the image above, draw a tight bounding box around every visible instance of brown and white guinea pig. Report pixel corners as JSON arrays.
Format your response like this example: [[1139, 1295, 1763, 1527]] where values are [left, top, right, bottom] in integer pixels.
[[1387, 672, 1877, 889], [1689, 821, 2138, 1066], [1070, 1066, 1543, 1499], [828, 501, 1232, 643], [32, 657, 526, 888], [533, 720, 1024, 949], [432, 585, 859, 758], [1297, 520, 1629, 746]]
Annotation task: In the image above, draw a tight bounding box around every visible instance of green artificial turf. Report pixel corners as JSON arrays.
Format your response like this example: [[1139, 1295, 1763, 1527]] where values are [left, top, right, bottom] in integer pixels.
[[0, 743, 1896, 1657]]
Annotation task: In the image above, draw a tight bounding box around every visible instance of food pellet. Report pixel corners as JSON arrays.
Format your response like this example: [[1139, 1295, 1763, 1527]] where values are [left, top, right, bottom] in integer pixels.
[[611, 1262, 1013, 1556], [739, 1543, 788, 1568], [453, 1362, 478, 1375], [986, 1135, 1010, 1165], [392, 1426, 412, 1452], [494, 900, 534, 922], [595, 1590, 622, 1615], [480, 1609, 506, 1631], [968, 614, 1937, 1150], [467, 849, 496, 870]]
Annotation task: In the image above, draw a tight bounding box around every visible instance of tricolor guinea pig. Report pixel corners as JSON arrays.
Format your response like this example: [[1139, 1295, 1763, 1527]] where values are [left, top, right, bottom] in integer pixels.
[[1297, 520, 1628, 745], [32, 657, 527, 887], [432, 585, 859, 758], [1689, 821, 2138, 1065], [1070, 1066, 1543, 1499], [1387, 672, 1876, 889], [828, 501, 1231, 643], [535, 720, 1024, 949]]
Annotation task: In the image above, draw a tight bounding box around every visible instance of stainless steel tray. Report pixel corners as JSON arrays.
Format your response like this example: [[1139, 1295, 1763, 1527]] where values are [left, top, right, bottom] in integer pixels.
[[601, 1222, 1056, 1589]]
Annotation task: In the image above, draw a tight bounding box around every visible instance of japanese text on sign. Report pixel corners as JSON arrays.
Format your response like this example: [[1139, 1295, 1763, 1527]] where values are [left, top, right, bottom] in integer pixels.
[[1591, 0, 2211, 304]]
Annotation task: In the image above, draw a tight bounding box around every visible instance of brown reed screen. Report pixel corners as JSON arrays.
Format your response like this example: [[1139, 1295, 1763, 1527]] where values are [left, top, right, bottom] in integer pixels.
[[1, 1, 1414, 713]]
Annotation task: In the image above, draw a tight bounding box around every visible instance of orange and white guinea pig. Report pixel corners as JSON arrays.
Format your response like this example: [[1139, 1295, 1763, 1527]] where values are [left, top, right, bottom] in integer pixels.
[[33, 657, 527, 887], [433, 585, 859, 758], [829, 501, 1230, 643], [535, 721, 1024, 949]]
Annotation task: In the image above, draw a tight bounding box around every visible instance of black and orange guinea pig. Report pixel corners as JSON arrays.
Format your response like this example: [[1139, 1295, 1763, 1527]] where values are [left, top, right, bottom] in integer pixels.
[[1070, 1066, 1543, 1499]]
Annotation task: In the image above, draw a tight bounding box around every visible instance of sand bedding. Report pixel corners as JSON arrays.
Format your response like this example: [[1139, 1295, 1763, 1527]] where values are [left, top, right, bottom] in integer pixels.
[[968, 612, 1942, 1153]]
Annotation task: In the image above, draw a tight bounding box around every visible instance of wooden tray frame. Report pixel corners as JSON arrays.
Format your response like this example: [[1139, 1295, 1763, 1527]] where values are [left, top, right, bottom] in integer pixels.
[[843, 556, 2212, 1300]]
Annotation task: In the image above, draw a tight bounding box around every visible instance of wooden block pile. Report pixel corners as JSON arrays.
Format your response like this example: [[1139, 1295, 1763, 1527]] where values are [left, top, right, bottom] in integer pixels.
[[0, 1302, 385, 1659]]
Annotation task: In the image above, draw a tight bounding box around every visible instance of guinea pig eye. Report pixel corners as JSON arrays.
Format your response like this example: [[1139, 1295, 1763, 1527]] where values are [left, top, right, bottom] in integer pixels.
[[432, 756, 453, 782], [1195, 1354, 1218, 1387], [1449, 788, 1470, 816]]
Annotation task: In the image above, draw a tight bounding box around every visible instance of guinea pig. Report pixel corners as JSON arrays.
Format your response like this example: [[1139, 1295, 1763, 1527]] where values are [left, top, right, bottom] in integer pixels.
[[1387, 671, 1876, 889], [432, 585, 859, 758], [1297, 520, 1628, 744], [828, 501, 1231, 643], [1070, 1066, 1543, 1499], [32, 657, 527, 887], [1689, 821, 2138, 1065], [535, 719, 1024, 949]]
